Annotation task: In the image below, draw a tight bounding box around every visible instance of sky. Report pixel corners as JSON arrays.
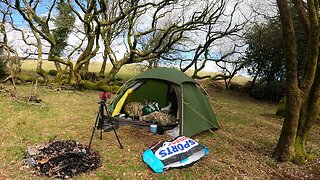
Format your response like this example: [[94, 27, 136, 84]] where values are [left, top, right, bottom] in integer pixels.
[[1, 0, 277, 74]]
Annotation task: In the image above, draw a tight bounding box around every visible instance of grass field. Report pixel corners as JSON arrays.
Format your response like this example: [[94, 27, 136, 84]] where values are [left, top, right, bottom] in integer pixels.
[[21, 60, 140, 80], [20, 60, 250, 85], [0, 62, 319, 179], [1, 83, 320, 179]]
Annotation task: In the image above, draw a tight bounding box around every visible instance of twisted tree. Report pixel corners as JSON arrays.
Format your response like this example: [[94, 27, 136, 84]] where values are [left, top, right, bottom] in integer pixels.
[[10, 0, 100, 86], [177, 0, 247, 83], [275, 0, 320, 163], [0, 2, 21, 86], [3, 0, 250, 91]]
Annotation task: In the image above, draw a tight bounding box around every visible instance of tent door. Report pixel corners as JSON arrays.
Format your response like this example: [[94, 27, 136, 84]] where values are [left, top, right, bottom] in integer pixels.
[[170, 84, 182, 135]]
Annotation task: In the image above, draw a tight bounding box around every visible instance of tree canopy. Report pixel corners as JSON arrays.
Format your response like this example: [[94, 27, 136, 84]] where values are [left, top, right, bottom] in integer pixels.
[[0, 0, 248, 90]]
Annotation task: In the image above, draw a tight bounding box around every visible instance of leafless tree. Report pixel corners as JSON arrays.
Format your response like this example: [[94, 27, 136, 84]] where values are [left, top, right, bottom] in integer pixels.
[[8, 0, 99, 86], [94, 0, 188, 83], [175, 0, 248, 83], [3, 0, 251, 91], [0, 1, 21, 90]]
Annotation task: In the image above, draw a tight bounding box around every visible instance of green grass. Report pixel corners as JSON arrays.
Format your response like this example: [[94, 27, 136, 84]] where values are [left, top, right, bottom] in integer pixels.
[[1, 64, 320, 179], [20, 60, 249, 84]]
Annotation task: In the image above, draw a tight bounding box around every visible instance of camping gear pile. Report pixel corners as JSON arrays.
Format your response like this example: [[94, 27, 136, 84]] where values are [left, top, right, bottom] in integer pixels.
[[108, 67, 219, 136], [140, 111, 176, 126], [123, 101, 177, 126], [142, 136, 209, 173], [25, 140, 100, 179]]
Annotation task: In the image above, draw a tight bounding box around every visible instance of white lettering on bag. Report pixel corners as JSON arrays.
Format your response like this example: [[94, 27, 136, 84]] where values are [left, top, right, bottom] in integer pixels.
[[157, 138, 197, 159]]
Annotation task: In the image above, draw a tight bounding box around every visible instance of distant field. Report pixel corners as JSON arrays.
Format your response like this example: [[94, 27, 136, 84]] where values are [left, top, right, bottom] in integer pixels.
[[21, 60, 250, 84], [21, 60, 140, 80]]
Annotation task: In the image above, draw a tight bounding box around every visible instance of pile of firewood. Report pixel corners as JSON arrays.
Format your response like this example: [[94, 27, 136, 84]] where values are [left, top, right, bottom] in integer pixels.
[[26, 140, 100, 179]]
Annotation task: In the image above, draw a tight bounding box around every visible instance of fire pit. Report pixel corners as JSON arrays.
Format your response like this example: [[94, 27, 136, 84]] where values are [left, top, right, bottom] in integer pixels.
[[25, 140, 100, 179]]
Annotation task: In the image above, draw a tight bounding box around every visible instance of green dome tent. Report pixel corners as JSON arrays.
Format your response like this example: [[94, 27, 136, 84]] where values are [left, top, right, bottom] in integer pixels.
[[108, 67, 219, 137]]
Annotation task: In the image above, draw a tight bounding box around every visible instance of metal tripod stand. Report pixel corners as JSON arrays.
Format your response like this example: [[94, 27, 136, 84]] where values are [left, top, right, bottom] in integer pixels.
[[88, 92, 123, 150]]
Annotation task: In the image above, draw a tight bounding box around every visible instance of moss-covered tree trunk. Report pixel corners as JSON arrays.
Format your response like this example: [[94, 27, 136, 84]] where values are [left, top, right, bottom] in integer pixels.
[[275, 0, 320, 163], [295, 68, 320, 162], [100, 58, 107, 75], [274, 0, 301, 162], [73, 30, 96, 80], [68, 62, 77, 85], [295, 0, 320, 163], [83, 62, 89, 74], [105, 56, 130, 83], [274, 90, 301, 161], [54, 61, 62, 72], [36, 53, 48, 83], [32, 29, 49, 83], [36, 59, 49, 83], [105, 64, 122, 83], [101, 30, 114, 75]]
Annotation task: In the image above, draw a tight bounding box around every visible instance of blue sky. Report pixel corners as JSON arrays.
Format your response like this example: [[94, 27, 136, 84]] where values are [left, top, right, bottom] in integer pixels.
[[1, 0, 83, 26]]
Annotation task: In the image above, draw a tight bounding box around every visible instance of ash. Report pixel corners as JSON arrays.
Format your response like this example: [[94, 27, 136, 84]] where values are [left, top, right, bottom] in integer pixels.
[[26, 140, 100, 179]]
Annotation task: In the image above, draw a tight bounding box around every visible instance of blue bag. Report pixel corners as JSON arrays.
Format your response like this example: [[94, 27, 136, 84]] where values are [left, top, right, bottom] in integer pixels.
[[142, 136, 209, 173]]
